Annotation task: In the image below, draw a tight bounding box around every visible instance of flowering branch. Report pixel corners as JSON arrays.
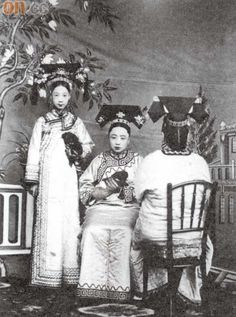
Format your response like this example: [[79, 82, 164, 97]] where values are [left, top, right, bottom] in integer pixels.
[[0, 61, 33, 108], [0, 62, 34, 137], [0, 0, 120, 141], [0, 45, 19, 79]]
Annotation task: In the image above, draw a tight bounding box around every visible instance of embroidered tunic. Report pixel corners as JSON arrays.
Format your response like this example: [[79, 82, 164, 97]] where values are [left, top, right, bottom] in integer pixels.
[[25, 110, 94, 287], [131, 150, 213, 303], [77, 150, 142, 300]]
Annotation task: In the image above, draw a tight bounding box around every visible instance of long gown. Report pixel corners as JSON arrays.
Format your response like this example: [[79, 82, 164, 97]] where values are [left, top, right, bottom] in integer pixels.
[[131, 149, 213, 303], [77, 149, 142, 301], [25, 109, 94, 287]]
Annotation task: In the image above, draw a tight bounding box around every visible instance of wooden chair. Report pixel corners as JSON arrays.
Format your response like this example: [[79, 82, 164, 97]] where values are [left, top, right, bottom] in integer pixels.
[[141, 180, 218, 317]]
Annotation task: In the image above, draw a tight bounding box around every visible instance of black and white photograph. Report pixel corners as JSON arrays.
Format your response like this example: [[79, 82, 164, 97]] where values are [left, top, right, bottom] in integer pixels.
[[0, 0, 235, 316]]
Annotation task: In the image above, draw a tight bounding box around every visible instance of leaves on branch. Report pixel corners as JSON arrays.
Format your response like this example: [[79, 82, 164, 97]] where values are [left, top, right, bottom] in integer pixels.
[[103, 79, 117, 101], [75, 0, 120, 31], [69, 54, 75, 63], [104, 79, 110, 86], [0, 20, 11, 36], [12, 130, 30, 144], [83, 85, 90, 103], [50, 8, 76, 27], [0, 3, 118, 127], [2, 130, 29, 173], [74, 0, 84, 10], [75, 89, 80, 100], [89, 99, 94, 109], [87, 48, 92, 56], [103, 91, 112, 102], [19, 7, 76, 41], [13, 92, 28, 105], [5, 78, 15, 83], [75, 49, 104, 72], [191, 115, 218, 163], [20, 17, 51, 41]]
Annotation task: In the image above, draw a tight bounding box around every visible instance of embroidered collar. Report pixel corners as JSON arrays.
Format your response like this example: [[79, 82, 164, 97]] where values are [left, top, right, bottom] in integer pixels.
[[109, 150, 128, 160], [52, 108, 68, 118], [161, 142, 192, 155], [96, 150, 136, 182], [44, 109, 76, 130]]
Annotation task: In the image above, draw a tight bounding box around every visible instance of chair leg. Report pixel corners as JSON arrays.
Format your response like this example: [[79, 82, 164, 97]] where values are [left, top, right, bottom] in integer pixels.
[[167, 268, 182, 317], [143, 257, 148, 300], [200, 258, 213, 317]]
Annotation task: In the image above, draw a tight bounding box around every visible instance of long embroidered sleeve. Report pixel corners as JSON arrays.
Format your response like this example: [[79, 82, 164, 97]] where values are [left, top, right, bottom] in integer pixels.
[[73, 118, 94, 158], [79, 155, 101, 205], [25, 117, 45, 184]]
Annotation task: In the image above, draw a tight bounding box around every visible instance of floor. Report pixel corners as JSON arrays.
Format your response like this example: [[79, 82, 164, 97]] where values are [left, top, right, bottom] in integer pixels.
[[0, 277, 235, 316]]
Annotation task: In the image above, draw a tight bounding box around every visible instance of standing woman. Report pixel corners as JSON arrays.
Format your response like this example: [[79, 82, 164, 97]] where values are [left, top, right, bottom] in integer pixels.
[[77, 105, 145, 301], [25, 63, 94, 288]]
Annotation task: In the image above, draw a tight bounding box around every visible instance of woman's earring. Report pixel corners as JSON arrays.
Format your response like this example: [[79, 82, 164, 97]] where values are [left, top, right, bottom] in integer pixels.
[[68, 100, 75, 114], [48, 95, 54, 109]]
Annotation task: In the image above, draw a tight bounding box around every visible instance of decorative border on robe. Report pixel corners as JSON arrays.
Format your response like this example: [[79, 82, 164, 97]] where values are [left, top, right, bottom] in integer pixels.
[[97, 150, 139, 183], [44, 110, 77, 131], [77, 283, 130, 301]]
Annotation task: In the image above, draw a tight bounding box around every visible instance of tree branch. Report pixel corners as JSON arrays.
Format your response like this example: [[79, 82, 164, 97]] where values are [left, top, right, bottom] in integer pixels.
[[9, 18, 22, 45], [0, 2, 32, 75], [0, 46, 18, 79], [0, 17, 21, 75], [0, 61, 33, 108], [0, 64, 26, 71]]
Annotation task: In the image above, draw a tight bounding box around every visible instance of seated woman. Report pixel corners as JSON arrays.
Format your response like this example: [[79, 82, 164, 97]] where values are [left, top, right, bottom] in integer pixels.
[[131, 96, 214, 304], [77, 104, 144, 301]]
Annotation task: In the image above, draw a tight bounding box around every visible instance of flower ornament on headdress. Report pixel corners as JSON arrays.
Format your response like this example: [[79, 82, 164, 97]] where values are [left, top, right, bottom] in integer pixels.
[[30, 62, 82, 105], [95, 104, 146, 130]]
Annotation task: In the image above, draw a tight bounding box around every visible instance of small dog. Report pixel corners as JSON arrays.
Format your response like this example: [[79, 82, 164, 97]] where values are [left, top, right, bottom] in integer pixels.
[[61, 132, 83, 166]]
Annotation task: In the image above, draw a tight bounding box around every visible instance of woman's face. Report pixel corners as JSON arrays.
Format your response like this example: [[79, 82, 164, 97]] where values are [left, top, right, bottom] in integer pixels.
[[109, 126, 130, 153], [52, 85, 70, 111]]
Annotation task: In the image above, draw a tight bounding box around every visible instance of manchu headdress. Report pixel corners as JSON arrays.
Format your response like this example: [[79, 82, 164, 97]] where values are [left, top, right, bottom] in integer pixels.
[[148, 95, 208, 125], [95, 104, 146, 132], [30, 62, 81, 105], [147, 95, 209, 154]]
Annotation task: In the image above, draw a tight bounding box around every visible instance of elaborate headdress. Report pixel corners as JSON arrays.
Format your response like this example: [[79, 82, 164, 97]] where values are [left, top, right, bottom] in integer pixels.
[[148, 96, 208, 124], [148, 95, 209, 154], [95, 104, 146, 133], [30, 62, 81, 105]]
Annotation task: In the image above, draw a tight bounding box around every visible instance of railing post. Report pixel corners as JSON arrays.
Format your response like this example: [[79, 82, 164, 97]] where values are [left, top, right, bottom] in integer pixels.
[[232, 160, 235, 179], [0, 184, 32, 255]]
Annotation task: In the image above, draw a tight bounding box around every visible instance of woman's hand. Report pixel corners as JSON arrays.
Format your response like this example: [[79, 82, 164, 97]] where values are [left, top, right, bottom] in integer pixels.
[[92, 187, 111, 201], [28, 184, 39, 197]]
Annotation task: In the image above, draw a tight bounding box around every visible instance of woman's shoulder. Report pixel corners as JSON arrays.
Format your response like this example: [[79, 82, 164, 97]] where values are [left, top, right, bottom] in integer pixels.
[[127, 150, 142, 159], [189, 152, 209, 166], [34, 115, 46, 126], [74, 115, 86, 125], [142, 149, 163, 161], [89, 152, 104, 164]]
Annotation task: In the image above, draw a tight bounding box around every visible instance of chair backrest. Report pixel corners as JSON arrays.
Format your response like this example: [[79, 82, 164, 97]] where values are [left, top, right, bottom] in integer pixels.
[[166, 180, 217, 261]]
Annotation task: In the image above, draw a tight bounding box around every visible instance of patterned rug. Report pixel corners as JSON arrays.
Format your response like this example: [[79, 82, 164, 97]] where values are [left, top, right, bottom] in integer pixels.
[[0, 278, 235, 316], [79, 303, 155, 316]]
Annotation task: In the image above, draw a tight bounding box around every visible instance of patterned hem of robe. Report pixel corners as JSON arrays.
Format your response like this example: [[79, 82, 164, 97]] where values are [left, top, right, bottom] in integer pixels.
[[77, 283, 130, 301]]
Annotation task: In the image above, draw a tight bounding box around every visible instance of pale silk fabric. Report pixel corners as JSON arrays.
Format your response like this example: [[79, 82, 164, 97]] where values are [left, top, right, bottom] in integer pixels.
[[79, 204, 138, 300], [25, 112, 94, 287], [77, 151, 142, 300], [131, 150, 213, 303]]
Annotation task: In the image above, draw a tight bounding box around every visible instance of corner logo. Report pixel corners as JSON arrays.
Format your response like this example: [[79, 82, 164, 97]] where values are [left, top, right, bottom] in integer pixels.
[[1, 0, 26, 16]]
